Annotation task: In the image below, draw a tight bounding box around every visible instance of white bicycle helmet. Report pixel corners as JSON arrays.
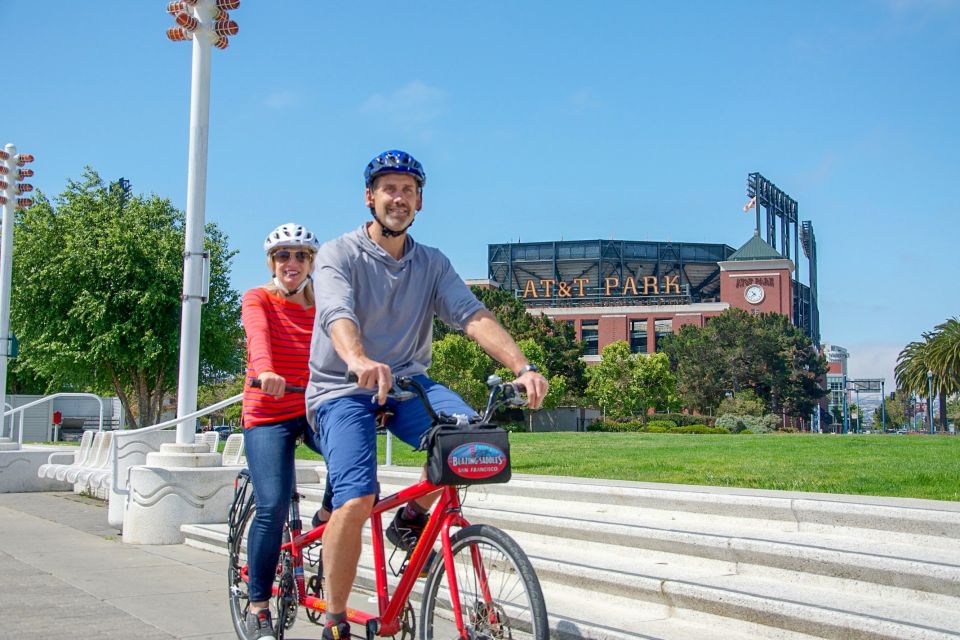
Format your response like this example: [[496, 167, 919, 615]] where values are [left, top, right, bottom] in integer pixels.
[[263, 223, 320, 254]]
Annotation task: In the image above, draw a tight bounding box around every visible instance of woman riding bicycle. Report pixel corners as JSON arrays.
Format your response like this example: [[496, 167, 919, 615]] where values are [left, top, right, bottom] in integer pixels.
[[240, 222, 323, 640]]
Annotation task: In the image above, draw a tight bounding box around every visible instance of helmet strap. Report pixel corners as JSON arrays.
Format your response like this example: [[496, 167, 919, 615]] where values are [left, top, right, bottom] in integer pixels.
[[369, 209, 414, 238], [273, 274, 311, 297]]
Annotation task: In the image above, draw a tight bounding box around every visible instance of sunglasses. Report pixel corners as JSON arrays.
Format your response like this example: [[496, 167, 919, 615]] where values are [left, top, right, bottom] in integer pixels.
[[272, 250, 313, 262]]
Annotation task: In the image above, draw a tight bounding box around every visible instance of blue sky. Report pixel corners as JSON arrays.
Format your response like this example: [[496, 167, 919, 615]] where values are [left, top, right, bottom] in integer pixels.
[[4, 1, 958, 385]]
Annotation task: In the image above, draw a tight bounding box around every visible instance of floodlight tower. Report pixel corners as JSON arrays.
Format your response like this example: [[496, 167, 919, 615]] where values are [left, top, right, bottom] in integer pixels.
[[166, 0, 240, 443], [0, 145, 34, 443]]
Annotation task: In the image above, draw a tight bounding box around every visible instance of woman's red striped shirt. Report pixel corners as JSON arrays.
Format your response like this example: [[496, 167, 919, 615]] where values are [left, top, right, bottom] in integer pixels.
[[241, 287, 315, 428]]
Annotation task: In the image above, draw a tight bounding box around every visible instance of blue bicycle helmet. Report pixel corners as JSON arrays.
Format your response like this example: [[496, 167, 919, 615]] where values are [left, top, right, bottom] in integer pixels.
[[364, 150, 426, 188]]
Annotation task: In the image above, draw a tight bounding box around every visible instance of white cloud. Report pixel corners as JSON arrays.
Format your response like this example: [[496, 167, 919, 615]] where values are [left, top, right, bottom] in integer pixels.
[[360, 81, 447, 130], [844, 342, 904, 390], [264, 90, 298, 110]]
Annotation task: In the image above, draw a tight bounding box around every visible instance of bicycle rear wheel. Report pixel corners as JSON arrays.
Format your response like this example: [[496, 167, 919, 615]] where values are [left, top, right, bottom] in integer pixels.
[[229, 499, 286, 640], [420, 524, 548, 640]]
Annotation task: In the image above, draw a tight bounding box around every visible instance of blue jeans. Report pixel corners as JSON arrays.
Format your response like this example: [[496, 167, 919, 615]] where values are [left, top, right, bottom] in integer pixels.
[[316, 375, 475, 510], [243, 415, 323, 602]]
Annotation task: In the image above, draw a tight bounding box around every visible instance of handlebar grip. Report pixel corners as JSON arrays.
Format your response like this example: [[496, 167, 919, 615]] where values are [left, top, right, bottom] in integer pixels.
[[345, 371, 359, 384], [249, 379, 306, 394], [504, 381, 526, 396]]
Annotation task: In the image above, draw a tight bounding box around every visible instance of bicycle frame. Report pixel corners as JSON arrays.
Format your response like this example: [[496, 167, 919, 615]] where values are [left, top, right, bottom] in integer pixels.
[[244, 478, 478, 639]]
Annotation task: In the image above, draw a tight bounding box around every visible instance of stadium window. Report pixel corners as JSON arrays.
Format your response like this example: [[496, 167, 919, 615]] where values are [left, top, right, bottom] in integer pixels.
[[581, 320, 599, 356], [630, 320, 647, 353], [653, 319, 673, 352]]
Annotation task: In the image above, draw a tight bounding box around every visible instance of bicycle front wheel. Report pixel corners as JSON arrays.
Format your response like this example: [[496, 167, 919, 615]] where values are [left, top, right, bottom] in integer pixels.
[[420, 524, 548, 640]]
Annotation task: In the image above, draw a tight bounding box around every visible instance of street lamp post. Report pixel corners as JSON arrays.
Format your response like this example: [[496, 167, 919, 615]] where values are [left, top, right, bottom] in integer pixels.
[[0, 145, 34, 445], [166, 0, 239, 443], [927, 370, 935, 434], [855, 387, 861, 434]]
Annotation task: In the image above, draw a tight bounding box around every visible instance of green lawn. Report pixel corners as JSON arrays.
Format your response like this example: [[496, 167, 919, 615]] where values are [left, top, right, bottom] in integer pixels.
[[297, 432, 960, 502]]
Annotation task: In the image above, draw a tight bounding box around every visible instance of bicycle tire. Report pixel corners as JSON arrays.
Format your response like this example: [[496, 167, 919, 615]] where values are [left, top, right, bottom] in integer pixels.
[[420, 524, 549, 640], [228, 499, 291, 640]]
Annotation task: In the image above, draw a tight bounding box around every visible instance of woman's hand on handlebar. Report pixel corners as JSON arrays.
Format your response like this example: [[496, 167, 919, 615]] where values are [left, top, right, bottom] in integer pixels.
[[513, 370, 549, 410], [346, 357, 393, 405], [256, 372, 287, 398]]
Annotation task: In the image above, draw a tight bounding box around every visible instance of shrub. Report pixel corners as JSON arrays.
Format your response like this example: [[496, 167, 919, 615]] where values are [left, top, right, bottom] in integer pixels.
[[587, 420, 643, 433], [716, 414, 780, 434], [501, 423, 527, 434], [646, 419, 677, 430], [717, 389, 766, 417], [647, 413, 716, 427], [644, 424, 669, 433], [668, 424, 728, 434]]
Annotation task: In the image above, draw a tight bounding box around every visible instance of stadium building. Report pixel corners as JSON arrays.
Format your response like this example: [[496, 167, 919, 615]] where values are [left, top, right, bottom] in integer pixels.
[[481, 173, 821, 361]]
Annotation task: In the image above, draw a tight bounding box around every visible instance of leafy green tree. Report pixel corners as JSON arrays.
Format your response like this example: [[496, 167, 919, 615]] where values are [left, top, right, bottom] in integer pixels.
[[10, 168, 243, 428], [717, 389, 766, 417], [436, 286, 586, 398], [585, 341, 677, 419], [660, 308, 826, 418], [873, 396, 906, 431], [493, 338, 567, 410], [948, 395, 959, 424], [428, 333, 493, 409], [197, 375, 245, 427]]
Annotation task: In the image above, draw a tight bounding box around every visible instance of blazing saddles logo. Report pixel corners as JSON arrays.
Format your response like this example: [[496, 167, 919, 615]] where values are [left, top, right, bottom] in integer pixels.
[[521, 275, 682, 299], [447, 442, 508, 480]]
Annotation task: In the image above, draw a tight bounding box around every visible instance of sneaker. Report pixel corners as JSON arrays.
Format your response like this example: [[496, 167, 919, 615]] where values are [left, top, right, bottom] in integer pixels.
[[323, 620, 351, 640], [245, 608, 276, 640], [386, 507, 428, 551]]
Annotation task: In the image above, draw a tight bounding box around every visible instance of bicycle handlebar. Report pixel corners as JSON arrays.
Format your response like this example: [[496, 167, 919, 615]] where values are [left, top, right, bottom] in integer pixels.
[[345, 371, 526, 424], [248, 378, 306, 394]]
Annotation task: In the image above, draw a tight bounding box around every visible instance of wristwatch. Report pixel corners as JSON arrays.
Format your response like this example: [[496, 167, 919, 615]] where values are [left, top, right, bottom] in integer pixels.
[[517, 363, 539, 375]]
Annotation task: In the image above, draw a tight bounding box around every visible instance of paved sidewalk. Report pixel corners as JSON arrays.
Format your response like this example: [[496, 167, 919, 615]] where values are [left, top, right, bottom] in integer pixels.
[[0, 492, 246, 640]]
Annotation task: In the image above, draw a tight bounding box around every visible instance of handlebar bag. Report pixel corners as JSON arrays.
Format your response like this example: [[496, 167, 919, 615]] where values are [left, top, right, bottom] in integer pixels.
[[420, 423, 511, 485]]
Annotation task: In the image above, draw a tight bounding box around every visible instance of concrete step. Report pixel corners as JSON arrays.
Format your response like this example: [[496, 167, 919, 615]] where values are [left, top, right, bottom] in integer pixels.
[[187, 466, 960, 639], [183, 523, 815, 640]]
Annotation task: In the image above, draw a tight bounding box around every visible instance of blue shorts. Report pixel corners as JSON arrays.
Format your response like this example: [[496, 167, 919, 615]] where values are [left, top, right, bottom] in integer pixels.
[[315, 375, 475, 509]]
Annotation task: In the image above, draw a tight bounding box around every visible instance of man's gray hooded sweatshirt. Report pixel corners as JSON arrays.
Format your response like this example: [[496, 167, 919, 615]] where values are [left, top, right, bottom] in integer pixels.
[[306, 223, 485, 426]]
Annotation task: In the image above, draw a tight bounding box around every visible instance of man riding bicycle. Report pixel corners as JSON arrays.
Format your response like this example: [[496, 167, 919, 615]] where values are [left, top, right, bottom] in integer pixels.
[[306, 149, 549, 640]]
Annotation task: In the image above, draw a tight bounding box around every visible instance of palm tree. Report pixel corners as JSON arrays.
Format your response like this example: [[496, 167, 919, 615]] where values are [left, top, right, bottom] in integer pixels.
[[896, 318, 960, 431], [926, 318, 960, 392]]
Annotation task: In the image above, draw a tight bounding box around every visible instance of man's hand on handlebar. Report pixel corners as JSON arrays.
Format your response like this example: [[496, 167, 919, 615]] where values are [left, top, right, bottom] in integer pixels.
[[346, 357, 393, 405], [513, 370, 549, 409]]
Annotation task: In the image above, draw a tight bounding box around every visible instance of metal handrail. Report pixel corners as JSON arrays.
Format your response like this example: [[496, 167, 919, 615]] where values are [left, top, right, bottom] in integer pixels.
[[1, 393, 105, 445], [110, 392, 243, 498]]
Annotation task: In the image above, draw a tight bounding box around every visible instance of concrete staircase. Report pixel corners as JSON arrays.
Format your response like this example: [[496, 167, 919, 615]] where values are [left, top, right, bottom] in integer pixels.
[[182, 466, 960, 640]]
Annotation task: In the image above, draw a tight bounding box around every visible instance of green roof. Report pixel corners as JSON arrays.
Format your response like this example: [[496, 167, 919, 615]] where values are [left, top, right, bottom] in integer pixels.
[[727, 233, 783, 261]]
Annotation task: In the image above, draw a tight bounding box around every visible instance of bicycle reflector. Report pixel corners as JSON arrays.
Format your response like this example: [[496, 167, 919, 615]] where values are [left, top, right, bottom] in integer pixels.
[[217, 0, 240, 9], [16, 198, 33, 208], [16, 154, 32, 166], [167, 1, 186, 14]]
